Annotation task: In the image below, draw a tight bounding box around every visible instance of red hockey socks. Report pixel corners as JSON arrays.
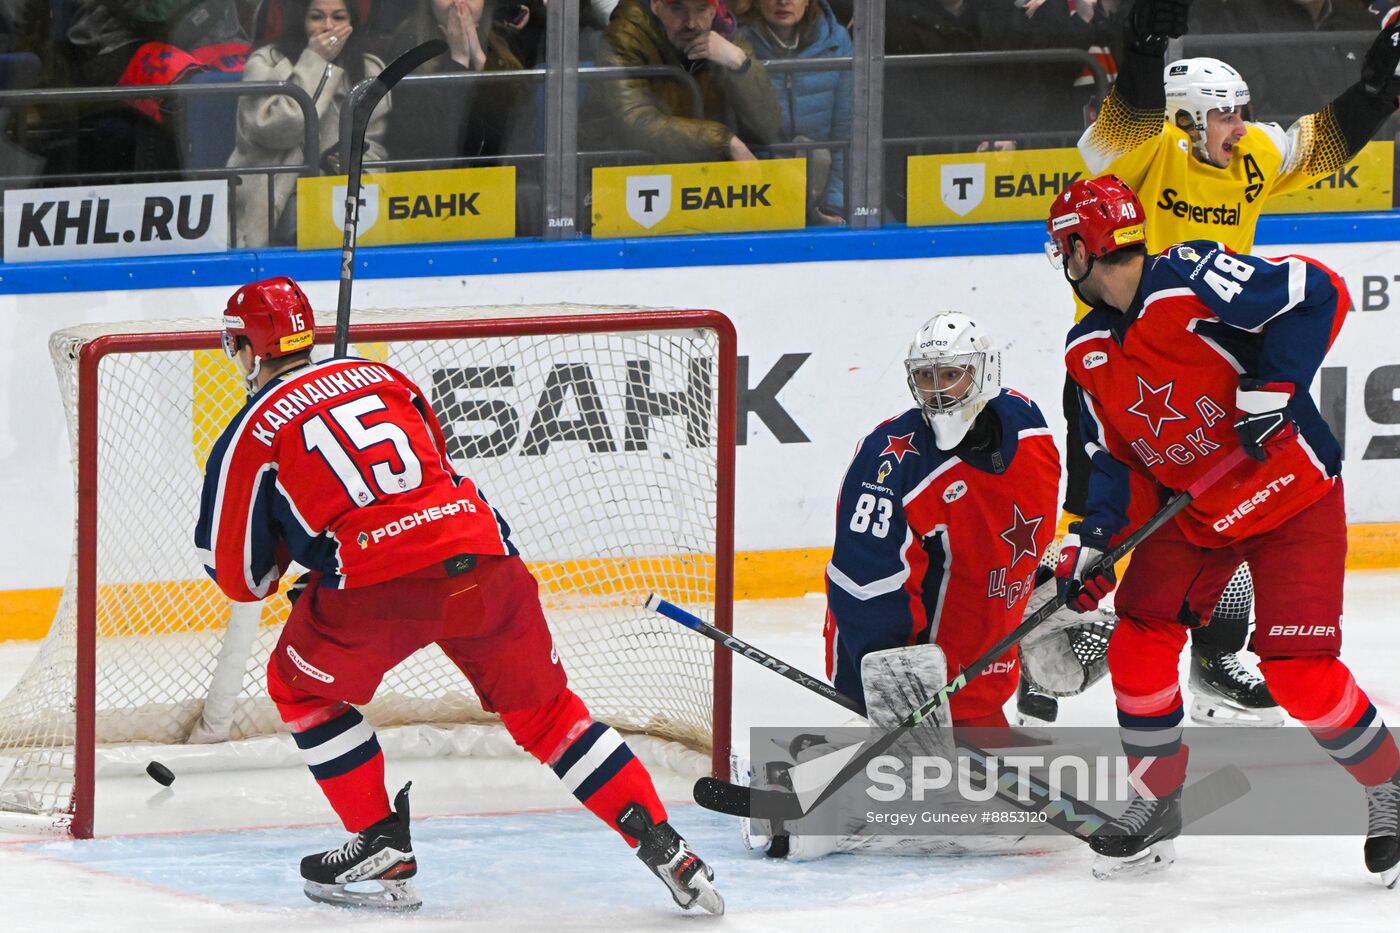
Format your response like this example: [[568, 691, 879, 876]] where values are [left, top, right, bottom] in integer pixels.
[[1260, 656, 1400, 786], [1108, 618, 1190, 796], [501, 688, 667, 845], [276, 698, 390, 833]]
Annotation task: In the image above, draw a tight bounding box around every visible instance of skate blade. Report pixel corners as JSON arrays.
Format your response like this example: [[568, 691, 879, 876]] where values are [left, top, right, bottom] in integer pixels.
[[1189, 696, 1284, 727], [1092, 840, 1176, 880], [303, 878, 422, 911], [1379, 862, 1399, 890], [688, 876, 725, 916]]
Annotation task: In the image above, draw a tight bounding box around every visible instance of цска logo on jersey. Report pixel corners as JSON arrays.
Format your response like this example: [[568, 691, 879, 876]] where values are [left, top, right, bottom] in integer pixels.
[[3, 180, 227, 263]]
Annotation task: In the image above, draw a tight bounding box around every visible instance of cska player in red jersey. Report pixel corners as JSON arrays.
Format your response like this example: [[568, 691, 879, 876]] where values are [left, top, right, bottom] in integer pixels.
[[824, 313, 1061, 729], [1044, 176, 1400, 886], [194, 276, 722, 913]]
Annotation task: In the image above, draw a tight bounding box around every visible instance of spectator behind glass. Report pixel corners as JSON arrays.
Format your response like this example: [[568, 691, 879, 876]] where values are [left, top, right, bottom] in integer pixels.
[[1190, 0, 1381, 123], [590, 0, 780, 163], [735, 0, 851, 225], [227, 0, 386, 247], [384, 0, 545, 166]]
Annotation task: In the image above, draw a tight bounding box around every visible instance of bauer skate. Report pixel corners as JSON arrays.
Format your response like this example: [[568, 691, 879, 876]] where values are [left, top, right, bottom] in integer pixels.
[[618, 803, 724, 915], [301, 783, 420, 911], [1188, 649, 1283, 727], [1089, 788, 1182, 880], [1364, 769, 1400, 888]]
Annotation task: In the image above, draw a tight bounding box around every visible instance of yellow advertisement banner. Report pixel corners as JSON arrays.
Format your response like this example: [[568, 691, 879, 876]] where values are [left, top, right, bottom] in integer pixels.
[[907, 149, 1089, 226], [296, 166, 515, 249], [909, 143, 1393, 227], [591, 158, 806, 238], [1263, 140, 1392, 214]]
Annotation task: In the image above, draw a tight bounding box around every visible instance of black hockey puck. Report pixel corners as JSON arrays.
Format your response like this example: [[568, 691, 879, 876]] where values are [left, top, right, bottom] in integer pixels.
[[146, 761, 175, 786]]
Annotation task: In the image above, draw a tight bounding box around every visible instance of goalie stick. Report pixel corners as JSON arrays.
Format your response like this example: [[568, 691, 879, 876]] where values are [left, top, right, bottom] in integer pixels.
[[678, 443, 1250, 822], [647, 595, 1250, 843], [333, 39, 447, 357]]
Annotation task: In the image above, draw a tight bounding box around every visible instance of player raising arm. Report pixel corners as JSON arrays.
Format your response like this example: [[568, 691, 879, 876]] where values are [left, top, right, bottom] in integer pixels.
[[194, 276, 722, 913], [1049, 0, 1400, 730], [1044, 176, 1400, 886]]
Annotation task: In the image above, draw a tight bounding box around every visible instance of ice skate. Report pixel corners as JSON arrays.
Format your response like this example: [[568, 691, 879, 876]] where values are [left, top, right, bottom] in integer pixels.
[[1089, 788, 1182, 880], [1016, 673, 1060, 727], [301, 783, 420, 911], [1188, 648, 1283, 727], [618, 803, 724, 914], [1364, 769, 1400, 888]]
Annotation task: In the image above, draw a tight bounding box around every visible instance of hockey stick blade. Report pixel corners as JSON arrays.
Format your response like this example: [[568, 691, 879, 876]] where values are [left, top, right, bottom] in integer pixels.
[[694, 776, 805, 820], [1179, 764, 1251, 828], [333, 39, 447, 357], [695, 763, 1251, 832]]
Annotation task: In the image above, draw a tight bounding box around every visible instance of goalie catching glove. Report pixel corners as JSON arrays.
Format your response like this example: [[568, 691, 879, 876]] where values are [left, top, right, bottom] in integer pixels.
[[1055, 523, 1116, 612], [1021, 568, 1115, 697]]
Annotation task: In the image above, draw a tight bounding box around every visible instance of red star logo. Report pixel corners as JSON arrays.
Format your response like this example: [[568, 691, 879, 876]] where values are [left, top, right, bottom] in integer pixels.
[[1126, 376, 1187, 438], [881, 432, 919, 463], [999, 504, 1044, 566]]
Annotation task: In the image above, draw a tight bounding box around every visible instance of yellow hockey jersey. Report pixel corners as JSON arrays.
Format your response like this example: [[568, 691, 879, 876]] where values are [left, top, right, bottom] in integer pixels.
[[1070, 91, 1354, 319]]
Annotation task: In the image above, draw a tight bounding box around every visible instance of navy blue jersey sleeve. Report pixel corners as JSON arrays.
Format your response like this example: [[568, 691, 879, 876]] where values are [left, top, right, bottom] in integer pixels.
[[824, 415, 932, 708], [1075, 384, 1133, 544], [194, 405, 291, 600], [1160, 244, 1341, 388]]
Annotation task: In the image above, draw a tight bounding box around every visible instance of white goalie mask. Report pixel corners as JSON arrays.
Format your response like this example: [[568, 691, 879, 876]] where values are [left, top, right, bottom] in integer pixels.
[[905, 312, 1002, 450], [1164, 57, 1251, 161]]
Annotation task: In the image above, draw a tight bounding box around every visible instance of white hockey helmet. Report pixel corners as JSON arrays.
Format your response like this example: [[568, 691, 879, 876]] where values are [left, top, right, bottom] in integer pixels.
[[1164, 57, 1251, 157], [905, 312, 1002, 450]]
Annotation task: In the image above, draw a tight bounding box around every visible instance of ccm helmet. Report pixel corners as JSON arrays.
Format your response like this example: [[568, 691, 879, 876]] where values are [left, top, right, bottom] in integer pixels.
[[905, 312, 1002, 450], [222, 276, 316, 387], [1045, 174, 1145, 273], [1164, 57, 1250, 160]]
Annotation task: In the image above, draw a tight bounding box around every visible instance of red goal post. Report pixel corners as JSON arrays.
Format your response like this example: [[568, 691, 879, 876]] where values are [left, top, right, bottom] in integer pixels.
[[0, 305, 735, 838]]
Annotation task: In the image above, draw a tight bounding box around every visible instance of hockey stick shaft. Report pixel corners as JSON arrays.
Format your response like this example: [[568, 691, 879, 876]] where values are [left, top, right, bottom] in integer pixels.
[[778, 444, 1251, 817], [646, 595, 1116, 838], [333, 39, 447, 358]]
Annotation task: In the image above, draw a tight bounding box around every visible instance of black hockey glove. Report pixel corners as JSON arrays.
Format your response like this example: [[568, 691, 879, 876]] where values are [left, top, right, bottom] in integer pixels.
[[1233, 377, 1297, 463], [1361, 19, 1400, 98], [1055, 523, 1116, 613], [1126, 0, 1193, 56]]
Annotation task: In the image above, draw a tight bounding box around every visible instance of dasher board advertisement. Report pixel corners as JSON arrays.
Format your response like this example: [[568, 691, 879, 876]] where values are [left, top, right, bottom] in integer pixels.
[[4, 180, 228, 263]]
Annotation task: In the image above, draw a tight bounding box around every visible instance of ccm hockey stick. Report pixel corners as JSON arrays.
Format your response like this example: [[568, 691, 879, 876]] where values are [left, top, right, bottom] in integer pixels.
[[678, 443, 1251, 822], [648, 596, 1250, 840], [333, 39, 447, 357]]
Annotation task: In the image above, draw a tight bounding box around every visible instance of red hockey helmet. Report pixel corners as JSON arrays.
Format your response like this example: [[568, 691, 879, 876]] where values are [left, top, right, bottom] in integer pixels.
[[1044, 175, 1146, 269], [222, 276, 315, 360]]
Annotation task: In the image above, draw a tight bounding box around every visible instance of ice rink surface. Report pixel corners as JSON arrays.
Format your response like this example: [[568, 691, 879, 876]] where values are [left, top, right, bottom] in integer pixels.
[[2, 572, 1399, 931]]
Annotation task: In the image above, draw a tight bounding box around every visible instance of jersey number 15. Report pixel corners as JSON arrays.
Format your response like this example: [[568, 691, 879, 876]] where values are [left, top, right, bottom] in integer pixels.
[[303, 395, 424, 505]]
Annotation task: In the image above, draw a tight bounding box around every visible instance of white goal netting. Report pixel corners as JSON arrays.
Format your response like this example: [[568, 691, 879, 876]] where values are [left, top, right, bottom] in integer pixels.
[[0, 305, 733, 832]]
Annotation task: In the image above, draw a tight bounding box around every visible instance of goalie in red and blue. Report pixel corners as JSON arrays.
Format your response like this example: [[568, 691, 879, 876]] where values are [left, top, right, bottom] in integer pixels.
[[194, 276, 722, 914], [822, 313, 1062, 730], [1045, 175, 1400, 886]]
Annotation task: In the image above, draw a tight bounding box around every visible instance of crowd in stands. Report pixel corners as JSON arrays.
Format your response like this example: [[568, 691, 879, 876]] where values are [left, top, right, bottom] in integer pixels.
[[0, 0, 1396, 244]]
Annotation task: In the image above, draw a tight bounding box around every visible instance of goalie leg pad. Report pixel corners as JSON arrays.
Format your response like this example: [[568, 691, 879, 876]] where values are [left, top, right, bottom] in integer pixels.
[[860, 644, 955, 759]]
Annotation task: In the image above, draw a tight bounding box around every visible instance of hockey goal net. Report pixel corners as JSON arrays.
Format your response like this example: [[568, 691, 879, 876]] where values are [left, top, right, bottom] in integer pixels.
[[0, 305, 735, 837]]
